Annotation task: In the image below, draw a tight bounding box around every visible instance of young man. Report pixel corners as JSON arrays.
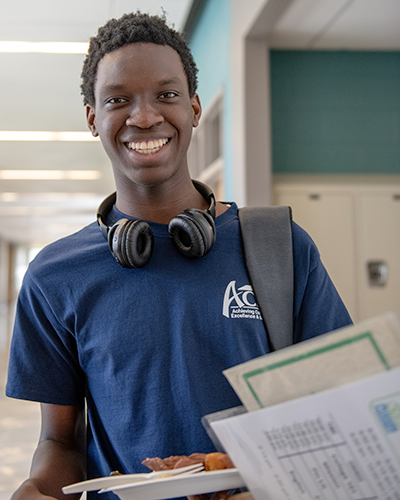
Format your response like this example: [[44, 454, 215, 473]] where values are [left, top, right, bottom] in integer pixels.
[[6, 12, 352, 500]]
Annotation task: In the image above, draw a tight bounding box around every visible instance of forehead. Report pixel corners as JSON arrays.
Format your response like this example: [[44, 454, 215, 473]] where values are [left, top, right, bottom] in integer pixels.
[[95, 43, 187, 94]]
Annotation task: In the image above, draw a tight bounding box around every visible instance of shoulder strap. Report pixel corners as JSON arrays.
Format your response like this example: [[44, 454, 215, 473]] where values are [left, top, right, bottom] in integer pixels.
[[238, 206, 294, 351]]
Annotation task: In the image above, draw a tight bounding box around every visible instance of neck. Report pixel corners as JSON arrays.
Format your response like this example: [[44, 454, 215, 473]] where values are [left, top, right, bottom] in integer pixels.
[[114, 178, 210, 224]]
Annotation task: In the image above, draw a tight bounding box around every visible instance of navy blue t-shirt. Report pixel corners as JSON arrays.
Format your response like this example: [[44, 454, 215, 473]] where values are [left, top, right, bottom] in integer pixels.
[[6, 203, 352, 498]]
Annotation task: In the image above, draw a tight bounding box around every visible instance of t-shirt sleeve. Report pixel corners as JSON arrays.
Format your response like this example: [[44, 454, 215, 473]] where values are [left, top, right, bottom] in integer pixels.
[[6, 268, 85, 405], [291, 222, 353, 344]]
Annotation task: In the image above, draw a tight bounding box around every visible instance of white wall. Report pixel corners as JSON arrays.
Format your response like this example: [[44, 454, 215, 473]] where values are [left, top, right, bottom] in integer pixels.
[[230, 0, 293, 206]]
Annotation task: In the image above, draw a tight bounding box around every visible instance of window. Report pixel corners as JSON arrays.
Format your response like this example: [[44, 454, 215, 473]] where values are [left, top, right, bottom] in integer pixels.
[[188, 93, 224, 199]]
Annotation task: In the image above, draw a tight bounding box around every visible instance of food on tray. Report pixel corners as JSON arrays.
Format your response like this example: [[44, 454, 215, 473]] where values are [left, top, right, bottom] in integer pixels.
[[142, 452, 234, 471], [204, 452, 234, 471]]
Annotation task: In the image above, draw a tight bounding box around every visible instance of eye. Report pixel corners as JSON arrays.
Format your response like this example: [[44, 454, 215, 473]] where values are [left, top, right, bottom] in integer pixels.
[[159, 92, 178, 99], [106, 97, 127, 105]]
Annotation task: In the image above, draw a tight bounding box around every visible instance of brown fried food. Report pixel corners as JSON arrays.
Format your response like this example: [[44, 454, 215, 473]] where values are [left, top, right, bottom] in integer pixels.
[[141, 455, 185, 471], [173, 453, 207, 469], [142, 452, 233, 472], [204, 452, 234, 471]]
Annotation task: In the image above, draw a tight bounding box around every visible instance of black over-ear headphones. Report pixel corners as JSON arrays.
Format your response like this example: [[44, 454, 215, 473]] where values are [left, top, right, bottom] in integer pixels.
[[97, 180, 216, 268]]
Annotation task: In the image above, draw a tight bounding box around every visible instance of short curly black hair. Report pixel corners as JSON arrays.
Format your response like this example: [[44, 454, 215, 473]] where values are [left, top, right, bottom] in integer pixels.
[[80, 11, 198, 106]]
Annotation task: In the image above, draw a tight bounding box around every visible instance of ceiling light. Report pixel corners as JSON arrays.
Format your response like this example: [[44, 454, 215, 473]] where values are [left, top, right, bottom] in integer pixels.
[[0, 170, 102, 180], [0, 131, 97, 141], [0, 192, 101, 202], [0, 41, 89, 54], [0, 192, 19, 202]]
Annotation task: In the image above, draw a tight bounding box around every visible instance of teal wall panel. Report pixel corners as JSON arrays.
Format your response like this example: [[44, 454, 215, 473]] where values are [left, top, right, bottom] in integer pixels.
[[189, 0, 230, 109], [189, 0, 233, 197], [271, 51, 400, 174]]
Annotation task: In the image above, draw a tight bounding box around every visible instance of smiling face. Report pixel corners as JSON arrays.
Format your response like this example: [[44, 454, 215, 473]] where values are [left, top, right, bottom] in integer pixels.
[[86, 43, 201, 193]]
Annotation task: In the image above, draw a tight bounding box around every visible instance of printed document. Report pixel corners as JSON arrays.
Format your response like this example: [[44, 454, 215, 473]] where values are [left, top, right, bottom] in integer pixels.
[[212, 367, 400, 500]]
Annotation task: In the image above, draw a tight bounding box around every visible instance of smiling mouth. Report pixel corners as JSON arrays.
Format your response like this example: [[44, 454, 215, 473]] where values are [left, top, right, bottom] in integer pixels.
[[127, 138, 169, 155]]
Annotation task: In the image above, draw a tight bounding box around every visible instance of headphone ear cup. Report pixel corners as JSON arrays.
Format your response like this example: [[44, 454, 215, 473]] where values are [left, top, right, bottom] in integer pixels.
[[109, 219, 154, 268], [168, 209, 216, 259]]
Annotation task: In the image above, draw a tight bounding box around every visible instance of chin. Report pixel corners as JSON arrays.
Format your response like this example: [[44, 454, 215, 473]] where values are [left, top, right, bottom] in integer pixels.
[[122, 167, 182, 190]]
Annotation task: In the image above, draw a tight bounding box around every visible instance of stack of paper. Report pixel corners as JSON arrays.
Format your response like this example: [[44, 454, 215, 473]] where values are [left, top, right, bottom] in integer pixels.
[[211, 313, 400, 500], [224, 312, 400, 411]]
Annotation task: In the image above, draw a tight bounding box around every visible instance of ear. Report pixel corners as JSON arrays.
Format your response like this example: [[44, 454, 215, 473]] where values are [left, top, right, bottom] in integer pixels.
[[86, 105, 99, 137], [191, 93, 202, 128]]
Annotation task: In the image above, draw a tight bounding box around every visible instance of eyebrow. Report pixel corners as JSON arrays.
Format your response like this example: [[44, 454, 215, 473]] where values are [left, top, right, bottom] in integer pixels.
[[156, 77, 183, 86], [99, 84, 125, 94], [99, 77, 184, 94]]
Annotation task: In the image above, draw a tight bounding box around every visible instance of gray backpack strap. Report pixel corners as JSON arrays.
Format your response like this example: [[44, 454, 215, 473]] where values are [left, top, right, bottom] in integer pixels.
[[238, 206, 294, 351]]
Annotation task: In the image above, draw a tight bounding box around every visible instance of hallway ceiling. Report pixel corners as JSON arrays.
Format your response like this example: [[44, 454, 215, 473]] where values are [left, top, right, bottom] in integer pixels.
[[269, 0, 400, 51], [0, 0, 399, 247]]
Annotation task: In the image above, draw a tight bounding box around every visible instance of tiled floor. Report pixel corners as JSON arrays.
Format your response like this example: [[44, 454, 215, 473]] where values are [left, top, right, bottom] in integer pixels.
[[0, 349, 41, 499]]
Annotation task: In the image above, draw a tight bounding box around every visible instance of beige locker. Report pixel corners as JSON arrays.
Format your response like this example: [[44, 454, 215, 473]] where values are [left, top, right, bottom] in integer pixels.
[[274, 186, 358, 321], [274, 178, 400, 324], [356, 190, 400, 321]]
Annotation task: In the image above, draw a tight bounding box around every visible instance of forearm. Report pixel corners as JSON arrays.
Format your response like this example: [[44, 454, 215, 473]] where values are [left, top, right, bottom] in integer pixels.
[[12, 438, 86, 500]]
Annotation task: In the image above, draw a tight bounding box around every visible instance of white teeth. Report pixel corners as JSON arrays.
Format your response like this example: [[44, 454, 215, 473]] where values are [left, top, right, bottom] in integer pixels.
[[128, 138, 168, 154]]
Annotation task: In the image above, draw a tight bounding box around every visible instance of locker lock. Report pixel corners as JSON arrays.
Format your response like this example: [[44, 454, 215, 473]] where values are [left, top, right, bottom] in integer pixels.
[[367, 261, 388, 287]]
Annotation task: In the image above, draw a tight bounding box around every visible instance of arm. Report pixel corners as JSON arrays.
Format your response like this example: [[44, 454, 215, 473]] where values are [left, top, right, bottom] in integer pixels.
[[11, 403, 86, 500]]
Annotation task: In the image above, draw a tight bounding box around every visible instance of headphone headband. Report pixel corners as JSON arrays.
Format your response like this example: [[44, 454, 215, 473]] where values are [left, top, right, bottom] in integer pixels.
[[97, 192, 116, 240]]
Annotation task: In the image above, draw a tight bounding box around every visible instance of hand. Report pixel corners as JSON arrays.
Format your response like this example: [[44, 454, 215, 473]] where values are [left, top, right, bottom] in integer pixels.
[[188, 492, 228, 500], [11, 480, 58, 500]]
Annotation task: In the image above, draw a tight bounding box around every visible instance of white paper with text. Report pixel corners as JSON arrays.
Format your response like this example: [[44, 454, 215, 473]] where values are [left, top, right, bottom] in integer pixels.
[[212, 368, 400, 500]]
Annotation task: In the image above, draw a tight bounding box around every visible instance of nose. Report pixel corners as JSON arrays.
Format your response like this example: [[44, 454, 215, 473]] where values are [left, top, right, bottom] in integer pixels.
[[126, 99, 164, 129]]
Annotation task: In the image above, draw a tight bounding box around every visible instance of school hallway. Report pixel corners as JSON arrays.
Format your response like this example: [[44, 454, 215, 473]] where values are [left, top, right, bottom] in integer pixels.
[[0, 348, 41, 499]]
